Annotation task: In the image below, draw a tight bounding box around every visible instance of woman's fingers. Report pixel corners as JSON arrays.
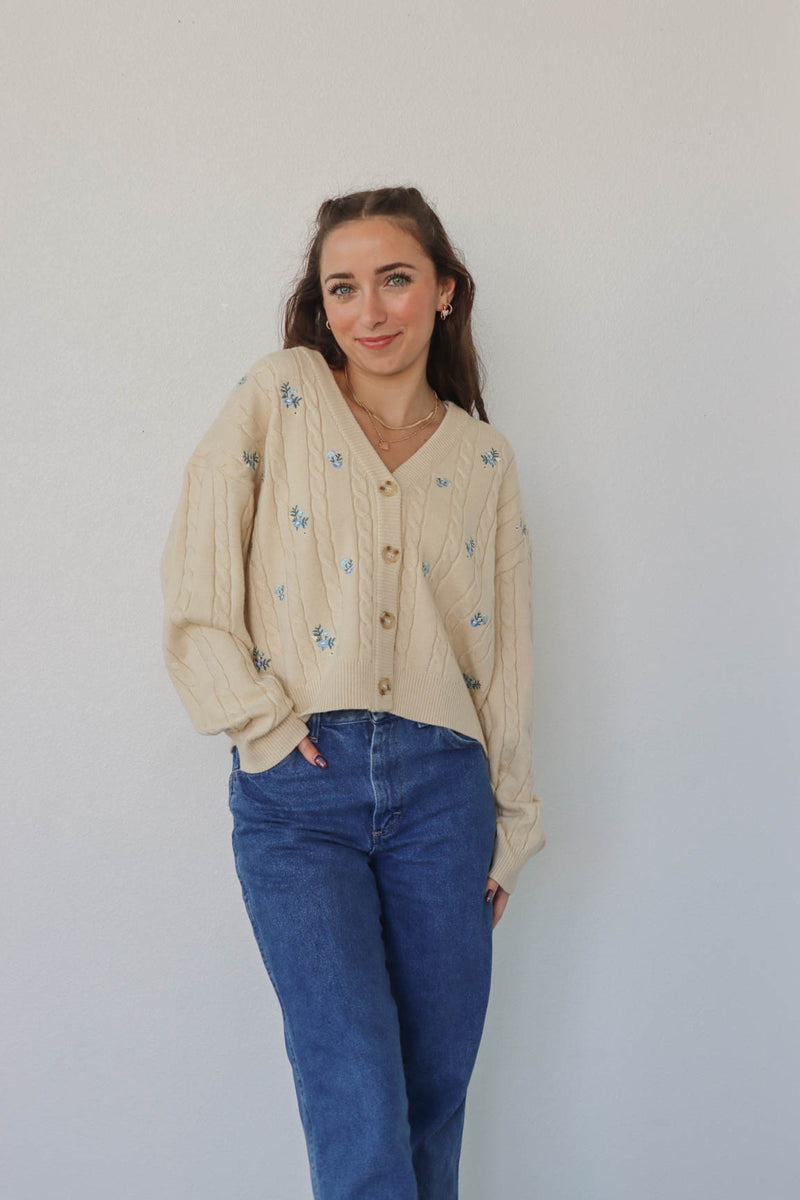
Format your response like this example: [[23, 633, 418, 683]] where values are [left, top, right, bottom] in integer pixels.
[[297, 734, 327, 768], [486, 878, 510, 929]]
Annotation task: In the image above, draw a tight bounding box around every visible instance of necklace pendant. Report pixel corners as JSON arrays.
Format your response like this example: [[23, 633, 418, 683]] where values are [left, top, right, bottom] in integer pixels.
[[378, 439, 390, 450]]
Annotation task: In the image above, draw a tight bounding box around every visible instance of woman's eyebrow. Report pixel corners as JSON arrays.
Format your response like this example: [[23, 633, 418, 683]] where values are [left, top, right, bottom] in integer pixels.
[[323, 262, 418, 284]]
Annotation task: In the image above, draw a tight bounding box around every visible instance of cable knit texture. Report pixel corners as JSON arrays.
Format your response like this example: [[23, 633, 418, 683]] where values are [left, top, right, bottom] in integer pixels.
[[159, 345, 545, 892]]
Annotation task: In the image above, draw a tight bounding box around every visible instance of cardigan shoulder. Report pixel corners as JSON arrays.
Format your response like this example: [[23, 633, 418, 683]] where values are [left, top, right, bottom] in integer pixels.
[[196, 347, 311, 459], [245, 345, 309, 391]]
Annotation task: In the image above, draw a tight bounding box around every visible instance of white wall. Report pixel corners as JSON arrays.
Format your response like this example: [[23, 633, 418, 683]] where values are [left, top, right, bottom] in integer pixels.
[[4, 2, 798, 1197]]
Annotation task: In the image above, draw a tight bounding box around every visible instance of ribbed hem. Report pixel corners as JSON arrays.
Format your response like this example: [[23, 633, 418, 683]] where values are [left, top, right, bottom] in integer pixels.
[[284, 663, 488, 753], [228, 664, 487, 771]]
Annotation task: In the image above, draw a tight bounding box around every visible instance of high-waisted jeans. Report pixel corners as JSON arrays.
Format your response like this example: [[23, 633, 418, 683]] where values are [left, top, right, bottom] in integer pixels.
[[228, 708, 497, 1200]]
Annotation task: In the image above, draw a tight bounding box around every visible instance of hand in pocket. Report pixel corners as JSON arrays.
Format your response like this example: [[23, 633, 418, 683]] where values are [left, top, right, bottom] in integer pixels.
[[297, 734, 327, 769]]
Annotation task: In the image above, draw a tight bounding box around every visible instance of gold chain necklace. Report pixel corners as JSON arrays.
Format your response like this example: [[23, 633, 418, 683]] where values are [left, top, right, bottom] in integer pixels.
[[343, 362, 441, 451]]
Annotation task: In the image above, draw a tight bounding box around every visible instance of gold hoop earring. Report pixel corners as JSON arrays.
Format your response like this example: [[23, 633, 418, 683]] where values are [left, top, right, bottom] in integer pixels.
[[439, 303, 453, 320], [326, 319, 331, 330]]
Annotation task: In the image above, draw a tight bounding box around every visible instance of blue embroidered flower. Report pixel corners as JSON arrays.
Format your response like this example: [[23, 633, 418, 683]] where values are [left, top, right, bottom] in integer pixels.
[[252, 647, 271, 671], [434, 476, 452, 487], [470, 612, 488, 627], [274, 584, 285, 601], [518, 514, 529, 536], [237, 375, 248, 386], [242, 448, 260, 470], [290, 504, 309, 531], [281, 381, 303, 410], [313, 625, 335, 652], [480, 447, 500, 468], [465, 537, 475, 558], [339, 557, 354, 574], [326, 450, 344, 468], [422, 561, 430, 576], [463, 673, 481, 691]]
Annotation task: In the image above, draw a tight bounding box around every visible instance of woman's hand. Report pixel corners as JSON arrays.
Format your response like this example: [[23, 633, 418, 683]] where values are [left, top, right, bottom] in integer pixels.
[[298, 734, 328, 768], [485, 877, 509, 929]]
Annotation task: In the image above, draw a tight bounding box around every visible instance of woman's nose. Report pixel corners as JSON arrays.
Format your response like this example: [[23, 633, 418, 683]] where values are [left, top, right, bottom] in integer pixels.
[[360, 290, 387, 324]]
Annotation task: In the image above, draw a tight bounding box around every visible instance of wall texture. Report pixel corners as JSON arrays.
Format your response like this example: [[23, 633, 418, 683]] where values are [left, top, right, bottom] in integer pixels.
[[3, 2, 798, 1197]]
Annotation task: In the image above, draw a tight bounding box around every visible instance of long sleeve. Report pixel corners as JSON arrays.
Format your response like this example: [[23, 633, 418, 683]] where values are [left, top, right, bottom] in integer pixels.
[[479, 450, 546, 893], [159, 371, 310, 772]]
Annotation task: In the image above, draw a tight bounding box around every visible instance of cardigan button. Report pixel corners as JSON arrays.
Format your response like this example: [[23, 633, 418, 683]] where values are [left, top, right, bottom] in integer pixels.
[[379, 611, 396, 629], [378, 677, 392, 695], [382, 545, 400, 563], [378, 479, 399, 496]]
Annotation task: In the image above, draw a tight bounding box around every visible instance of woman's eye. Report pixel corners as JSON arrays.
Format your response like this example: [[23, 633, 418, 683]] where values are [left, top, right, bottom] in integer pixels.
[[327, 272, 412, 298]]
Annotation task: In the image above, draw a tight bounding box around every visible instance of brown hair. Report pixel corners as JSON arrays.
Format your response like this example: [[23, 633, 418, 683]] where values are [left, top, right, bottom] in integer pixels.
[[281, 186, 490, 423]]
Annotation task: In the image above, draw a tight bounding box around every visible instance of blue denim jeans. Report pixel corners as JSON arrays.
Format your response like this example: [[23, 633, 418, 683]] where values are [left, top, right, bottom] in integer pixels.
[[228, 708, 497, 1200]]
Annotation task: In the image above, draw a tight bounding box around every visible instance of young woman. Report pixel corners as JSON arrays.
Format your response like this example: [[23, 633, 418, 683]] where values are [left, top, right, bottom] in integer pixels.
[[160, 185, 545, 1199]]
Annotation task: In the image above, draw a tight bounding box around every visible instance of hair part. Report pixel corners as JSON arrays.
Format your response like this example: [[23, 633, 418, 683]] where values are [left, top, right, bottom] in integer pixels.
[[281, 185, 490, 423]]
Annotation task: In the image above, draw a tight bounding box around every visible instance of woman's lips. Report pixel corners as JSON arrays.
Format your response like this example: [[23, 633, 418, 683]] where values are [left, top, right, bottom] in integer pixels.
[[357, 333, 399, 348]]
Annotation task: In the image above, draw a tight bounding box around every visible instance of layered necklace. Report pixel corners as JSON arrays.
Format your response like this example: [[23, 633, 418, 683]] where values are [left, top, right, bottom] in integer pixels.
[[343, 361, 442, 452]]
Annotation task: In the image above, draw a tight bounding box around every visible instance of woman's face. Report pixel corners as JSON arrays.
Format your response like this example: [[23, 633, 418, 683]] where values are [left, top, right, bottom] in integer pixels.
[[319, 216, 454, 379]]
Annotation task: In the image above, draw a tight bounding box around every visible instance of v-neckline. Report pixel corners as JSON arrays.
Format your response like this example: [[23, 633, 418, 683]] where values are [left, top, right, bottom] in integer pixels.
[[301, 345, 458, 489]]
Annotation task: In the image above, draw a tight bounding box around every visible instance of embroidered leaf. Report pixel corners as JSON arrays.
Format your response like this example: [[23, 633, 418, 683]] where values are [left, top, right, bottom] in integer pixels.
[[252, 647, 271, 671], [280, 381, 303, 409], [289, 504, 309, 531], [312, 625, 335, 652]]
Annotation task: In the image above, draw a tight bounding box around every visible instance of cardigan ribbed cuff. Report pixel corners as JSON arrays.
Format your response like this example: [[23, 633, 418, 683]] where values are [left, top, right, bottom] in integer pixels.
[[231, 710, 311, 773], [487, 823, 546, 894]]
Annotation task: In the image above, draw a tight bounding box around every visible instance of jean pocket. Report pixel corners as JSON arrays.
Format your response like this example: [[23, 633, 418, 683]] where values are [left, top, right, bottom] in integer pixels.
[[238, 747, 299, 779], [232, 749, 308, 812], [425, 723, 483, 749]]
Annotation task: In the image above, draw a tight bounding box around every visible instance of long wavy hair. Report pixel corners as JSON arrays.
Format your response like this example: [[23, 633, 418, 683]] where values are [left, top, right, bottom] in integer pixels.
[[281, 186, 490, 423]]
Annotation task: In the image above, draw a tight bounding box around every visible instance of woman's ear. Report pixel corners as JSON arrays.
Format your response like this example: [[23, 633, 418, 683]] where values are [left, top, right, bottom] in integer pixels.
[[439, 275, 456, 307]]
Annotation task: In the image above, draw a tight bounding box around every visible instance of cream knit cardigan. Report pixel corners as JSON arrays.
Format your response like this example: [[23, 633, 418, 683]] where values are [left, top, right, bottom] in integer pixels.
[[159, 345, 545, 893]]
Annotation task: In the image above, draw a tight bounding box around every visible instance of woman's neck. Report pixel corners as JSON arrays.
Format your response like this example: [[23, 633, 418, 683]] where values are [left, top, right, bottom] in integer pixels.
[[333, 364, 436, 427]]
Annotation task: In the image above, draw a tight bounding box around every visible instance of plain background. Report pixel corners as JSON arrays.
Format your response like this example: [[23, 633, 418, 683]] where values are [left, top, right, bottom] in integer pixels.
[[3, 2, 799, 1197]]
